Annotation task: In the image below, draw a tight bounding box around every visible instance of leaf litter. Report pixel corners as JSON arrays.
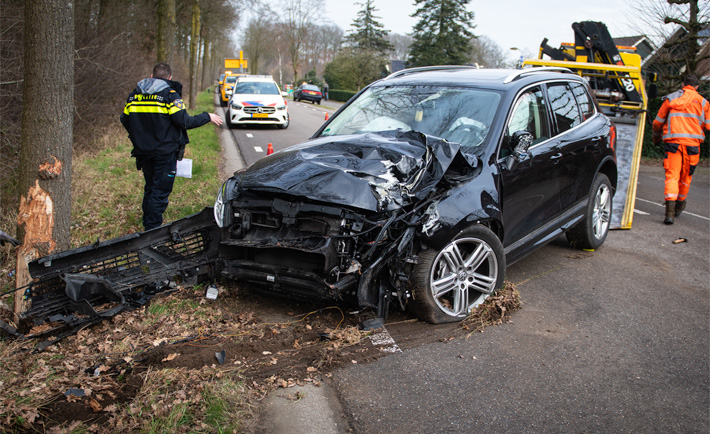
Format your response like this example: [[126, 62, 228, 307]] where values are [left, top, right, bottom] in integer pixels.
[[0, 280, 521, 432]]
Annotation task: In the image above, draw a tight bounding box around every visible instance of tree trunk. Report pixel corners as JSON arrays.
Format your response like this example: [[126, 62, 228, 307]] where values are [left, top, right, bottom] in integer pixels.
[[200, 29, 209, 90], [157, 0, 176, 64], [189, 0, 201, 109], [16, 0, 74, 317]]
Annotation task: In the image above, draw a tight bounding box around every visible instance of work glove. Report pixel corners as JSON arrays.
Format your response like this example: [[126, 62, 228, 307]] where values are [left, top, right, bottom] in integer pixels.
[[135, 156, 143, 171], [177, 146, 185, 161]]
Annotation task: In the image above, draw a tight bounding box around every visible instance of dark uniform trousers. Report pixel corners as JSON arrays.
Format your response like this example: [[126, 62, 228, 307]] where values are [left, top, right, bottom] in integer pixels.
[[139, 151, 178, 230]]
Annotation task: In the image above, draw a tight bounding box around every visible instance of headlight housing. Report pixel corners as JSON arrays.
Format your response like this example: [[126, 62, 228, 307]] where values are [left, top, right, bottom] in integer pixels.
[[231, 102, 243, 110], [214, 182, 227, 227]]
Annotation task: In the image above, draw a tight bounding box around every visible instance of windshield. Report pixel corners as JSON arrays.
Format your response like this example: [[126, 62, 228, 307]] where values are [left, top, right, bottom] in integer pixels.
[[320, 85, 501, 154], [234, 81, 280, 95], [225, 76, 237, 84]]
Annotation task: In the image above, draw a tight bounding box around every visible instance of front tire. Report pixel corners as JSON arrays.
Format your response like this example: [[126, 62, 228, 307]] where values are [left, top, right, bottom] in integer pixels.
[[566, 173, 612, 250], [277, 113, 290, 129], [409, 226, 505, 324]]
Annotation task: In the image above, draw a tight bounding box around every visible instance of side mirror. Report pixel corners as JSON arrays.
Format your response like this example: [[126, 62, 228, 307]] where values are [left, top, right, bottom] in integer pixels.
[[506, 130, 534, 171], [648, 83, 658, 99]]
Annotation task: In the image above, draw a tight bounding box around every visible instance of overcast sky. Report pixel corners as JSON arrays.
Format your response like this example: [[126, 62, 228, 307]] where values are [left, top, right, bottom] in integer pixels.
[[322, 0, 657, 62]]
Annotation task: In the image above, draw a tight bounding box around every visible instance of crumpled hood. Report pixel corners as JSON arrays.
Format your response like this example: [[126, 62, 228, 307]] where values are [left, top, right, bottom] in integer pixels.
[[234, 130, 468, 212]]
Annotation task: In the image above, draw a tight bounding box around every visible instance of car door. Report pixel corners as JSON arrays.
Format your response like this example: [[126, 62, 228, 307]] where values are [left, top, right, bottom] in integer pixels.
[[546, 81, 600, 212], [499, 85, 562, 247]]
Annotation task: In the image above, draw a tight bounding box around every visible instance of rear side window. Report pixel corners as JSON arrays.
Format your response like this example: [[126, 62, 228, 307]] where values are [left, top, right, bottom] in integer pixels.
[[571, 83, 595, 120], [547, 83, 581, 133]]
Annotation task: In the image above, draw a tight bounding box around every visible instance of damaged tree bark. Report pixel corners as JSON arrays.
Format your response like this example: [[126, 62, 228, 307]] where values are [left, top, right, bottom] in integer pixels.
[[16, 0, 74, 318], [15, 181, 56, 316]]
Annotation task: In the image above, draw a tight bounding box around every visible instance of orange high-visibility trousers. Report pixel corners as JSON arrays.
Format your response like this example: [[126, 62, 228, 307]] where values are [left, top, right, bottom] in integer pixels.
[[664, 143, 700, 201]]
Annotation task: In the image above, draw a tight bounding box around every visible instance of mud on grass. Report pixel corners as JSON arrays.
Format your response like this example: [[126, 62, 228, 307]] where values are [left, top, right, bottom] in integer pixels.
[[0, 281, 521, 433]]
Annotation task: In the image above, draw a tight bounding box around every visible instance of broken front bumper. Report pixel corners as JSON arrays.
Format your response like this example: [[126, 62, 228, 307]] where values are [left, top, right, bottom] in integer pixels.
[[6, 208, 220, 350]]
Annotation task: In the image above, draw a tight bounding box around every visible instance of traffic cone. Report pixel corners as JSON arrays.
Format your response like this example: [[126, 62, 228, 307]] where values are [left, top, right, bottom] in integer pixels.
[[325, 112, 330, 121], [267, 143, 274, 155]]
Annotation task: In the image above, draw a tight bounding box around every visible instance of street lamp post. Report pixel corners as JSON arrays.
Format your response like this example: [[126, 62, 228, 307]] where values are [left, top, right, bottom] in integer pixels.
[[509, 47, 524, 69]]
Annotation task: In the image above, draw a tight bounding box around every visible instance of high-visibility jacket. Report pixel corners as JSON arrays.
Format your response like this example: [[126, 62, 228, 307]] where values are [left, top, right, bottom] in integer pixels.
[[652, 85, 710, 150], [120, 78, 210, 156]]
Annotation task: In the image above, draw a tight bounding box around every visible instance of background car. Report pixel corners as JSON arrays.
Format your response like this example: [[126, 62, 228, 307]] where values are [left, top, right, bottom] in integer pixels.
[[293, 84, 322, 104], [220, 74, 237, 106], [225, 75, 289, 129], [217, 73, 225, 94], [214, 66, 616, 326]]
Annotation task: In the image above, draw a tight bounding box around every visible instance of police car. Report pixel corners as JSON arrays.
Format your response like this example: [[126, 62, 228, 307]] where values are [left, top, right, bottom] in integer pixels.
[[225, 76, 289, 129]]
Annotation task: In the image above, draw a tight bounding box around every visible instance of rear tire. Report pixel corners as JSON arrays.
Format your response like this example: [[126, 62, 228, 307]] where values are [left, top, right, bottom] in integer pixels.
[[409, 226, 505, 324], [566, 173, 612, 250]]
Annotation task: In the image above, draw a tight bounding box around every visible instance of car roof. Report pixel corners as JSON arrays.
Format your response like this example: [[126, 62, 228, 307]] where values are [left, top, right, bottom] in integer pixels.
[[376, 66, 585, 91], [237, 75, 277, 83]]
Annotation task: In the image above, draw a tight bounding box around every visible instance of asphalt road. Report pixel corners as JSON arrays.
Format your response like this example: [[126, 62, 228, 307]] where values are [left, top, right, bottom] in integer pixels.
[[215, 95, 709, 432], [332, 165, 709, 433], [221, 97, 340, 167]]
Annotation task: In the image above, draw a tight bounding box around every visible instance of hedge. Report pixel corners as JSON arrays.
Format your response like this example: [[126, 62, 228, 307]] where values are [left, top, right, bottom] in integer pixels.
[[327, 89, 357, 103]]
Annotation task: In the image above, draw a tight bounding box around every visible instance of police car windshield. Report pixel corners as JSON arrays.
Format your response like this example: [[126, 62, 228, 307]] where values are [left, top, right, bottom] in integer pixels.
[[234, 81, 280, 95]]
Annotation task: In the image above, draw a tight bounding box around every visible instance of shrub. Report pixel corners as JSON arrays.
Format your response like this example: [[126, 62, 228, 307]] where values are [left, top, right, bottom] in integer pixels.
[[328, 89, 358, 103]]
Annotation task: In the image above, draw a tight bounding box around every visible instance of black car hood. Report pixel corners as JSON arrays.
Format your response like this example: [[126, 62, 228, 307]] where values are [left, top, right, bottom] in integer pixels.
[[234, 130, 468, 212]]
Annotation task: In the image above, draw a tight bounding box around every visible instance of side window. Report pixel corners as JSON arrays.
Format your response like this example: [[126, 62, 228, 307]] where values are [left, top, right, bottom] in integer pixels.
[[571, 83, 595, 120], [547, 83, 582, 133], [503, 86, 550, 157]]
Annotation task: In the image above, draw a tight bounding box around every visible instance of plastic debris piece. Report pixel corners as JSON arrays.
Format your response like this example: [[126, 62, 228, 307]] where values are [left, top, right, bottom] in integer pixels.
[[215, 349, 226, 365], [64, 388, 86, 397], [205, 284, 219, 300]]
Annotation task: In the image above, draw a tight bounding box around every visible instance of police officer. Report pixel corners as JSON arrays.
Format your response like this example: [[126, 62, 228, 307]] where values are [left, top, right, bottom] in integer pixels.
[[120, 63, 223, 230], [652, 75, 710, 225]]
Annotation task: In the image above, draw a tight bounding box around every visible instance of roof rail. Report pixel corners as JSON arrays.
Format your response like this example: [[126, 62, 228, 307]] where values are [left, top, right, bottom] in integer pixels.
[[503, 66, 572, 84], [385, 65, 477, 80]]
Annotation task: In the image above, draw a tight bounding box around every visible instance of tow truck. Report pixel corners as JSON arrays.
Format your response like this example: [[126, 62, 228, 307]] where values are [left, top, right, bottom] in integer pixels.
[[525, 20, 655, 229]]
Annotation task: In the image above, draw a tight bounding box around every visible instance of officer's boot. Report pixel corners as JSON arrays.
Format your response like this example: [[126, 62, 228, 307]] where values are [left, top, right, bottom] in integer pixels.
[[664, 200, 676, 225], [674, 200, 686, 217]]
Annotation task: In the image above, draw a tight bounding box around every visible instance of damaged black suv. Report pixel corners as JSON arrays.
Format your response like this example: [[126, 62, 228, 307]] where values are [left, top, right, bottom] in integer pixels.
[[214, 66, 617, 325]]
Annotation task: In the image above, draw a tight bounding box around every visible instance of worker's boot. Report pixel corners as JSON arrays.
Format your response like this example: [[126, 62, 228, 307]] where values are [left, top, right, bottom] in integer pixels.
[[664, 200, 676, 225], [674, 200, 686, 217]]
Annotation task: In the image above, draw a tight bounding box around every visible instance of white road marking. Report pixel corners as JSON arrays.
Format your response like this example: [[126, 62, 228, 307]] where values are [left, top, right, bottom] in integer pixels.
[[635, 197, 709, 221], [246, 133, 253, 138], [369, 327, 402, 353], [254, 146, 263, 153], [633, 209, 650, 215]]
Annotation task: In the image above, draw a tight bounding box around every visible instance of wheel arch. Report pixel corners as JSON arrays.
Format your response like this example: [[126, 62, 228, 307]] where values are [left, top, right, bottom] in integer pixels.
[[597, 157, 617, 192]]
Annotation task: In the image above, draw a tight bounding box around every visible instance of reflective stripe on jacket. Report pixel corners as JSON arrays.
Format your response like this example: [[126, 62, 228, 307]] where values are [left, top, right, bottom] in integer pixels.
[[120, 78, 210, 156], [652, 85, 710, 148]]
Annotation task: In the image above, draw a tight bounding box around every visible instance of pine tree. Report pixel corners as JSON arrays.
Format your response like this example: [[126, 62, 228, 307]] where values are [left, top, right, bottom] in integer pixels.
[[344, 0, 394, 54], [407, 0, 477, 67]]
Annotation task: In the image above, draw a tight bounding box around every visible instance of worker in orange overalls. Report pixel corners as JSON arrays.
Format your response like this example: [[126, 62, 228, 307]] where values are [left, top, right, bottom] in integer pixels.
[[652, 75, 710, 224]]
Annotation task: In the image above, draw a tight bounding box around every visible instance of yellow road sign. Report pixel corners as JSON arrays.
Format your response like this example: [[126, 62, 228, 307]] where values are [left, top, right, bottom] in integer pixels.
[[225, 51, 248, 70]]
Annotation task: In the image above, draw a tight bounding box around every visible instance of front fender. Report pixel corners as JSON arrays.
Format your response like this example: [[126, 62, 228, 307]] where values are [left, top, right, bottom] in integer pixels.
[[418, 185, 502, 251]]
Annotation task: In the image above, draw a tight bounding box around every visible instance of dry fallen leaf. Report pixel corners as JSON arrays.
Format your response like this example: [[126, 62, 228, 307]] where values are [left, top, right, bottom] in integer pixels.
[[162, 353, 180, 362], [88, 398, 102, 413]]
